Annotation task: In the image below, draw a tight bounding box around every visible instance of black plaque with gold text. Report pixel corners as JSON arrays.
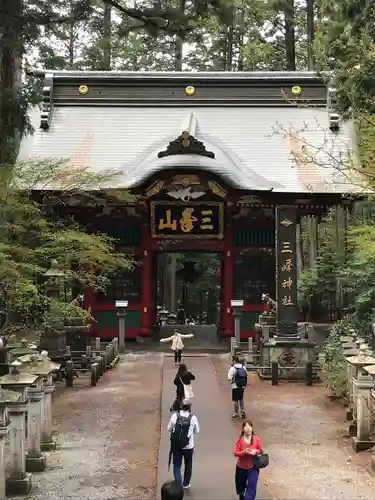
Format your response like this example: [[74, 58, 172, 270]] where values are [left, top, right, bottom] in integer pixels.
[[275, 205, 299, 338], [151, 201, 224, 239]]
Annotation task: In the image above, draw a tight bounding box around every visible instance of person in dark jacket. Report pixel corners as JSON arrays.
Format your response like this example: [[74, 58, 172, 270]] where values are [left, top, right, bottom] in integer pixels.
[[161, 480, 184, 500], [176, 304, 187, 325], [174, 363, 195, 404]]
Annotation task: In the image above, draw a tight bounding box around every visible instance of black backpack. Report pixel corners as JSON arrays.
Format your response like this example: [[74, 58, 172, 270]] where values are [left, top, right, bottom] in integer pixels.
[[234, 366, 248, 388], [170, 412, 192, 452]]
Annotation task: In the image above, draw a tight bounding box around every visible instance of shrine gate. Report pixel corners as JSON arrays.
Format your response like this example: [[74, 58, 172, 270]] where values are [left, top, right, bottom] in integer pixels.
[[19, 70, 355, 339]]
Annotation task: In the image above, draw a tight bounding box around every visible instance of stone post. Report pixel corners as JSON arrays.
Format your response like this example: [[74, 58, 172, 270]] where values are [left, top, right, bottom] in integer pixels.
[[25, 376, 46, 472], [262, 325, 270, 342], [366, 368, 375, 473], [231, 300, 244, 346], [345, 354, 375, 452], [41, 375, 55, 451], [115, 300, 128, 354], [113, 338, 119, 358], [0, 389, 22, 500], [343, 348, 360, 420], [17, 352, 60, 460], [0, 369, 39, 495]]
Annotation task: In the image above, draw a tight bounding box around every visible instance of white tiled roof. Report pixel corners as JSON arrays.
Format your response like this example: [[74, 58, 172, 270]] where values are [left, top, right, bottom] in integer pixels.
[[18, 104, 356, 193]]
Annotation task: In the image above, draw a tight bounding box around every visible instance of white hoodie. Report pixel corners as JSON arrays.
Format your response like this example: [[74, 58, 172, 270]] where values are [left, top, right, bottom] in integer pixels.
[[228, 363, 248, 389]]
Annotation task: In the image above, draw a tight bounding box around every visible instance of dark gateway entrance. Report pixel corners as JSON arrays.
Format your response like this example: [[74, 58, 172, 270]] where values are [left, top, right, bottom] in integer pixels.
[[19, 70, 356, 339]]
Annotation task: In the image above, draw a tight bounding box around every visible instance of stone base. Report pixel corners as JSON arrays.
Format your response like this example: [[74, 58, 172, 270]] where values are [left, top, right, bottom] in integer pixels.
[[25, 454, 46, 472], [258, 338, 317, 381], [39, 332, 66, 361], [349, 421, 357, 436], [351, 436, 375, 453], [6, 473, 32, 495], [41, 440, 57, 451]]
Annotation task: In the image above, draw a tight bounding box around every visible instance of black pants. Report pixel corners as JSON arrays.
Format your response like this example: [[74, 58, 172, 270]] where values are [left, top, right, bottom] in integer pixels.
[[174, 350, 182, 363], [173, 448, 194, 486], [235, 466, 248, 496]]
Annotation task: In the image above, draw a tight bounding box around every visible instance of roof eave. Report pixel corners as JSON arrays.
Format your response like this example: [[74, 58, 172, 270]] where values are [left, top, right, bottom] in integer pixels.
[[29, 69, 326, 86]]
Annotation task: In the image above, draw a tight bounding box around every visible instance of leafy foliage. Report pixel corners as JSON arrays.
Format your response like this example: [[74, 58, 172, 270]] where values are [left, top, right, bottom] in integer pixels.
[[323, 318, 351, 400], [179, 252, 220, 322], [298, 209, 347, 320], [0, 161, 133, 337]]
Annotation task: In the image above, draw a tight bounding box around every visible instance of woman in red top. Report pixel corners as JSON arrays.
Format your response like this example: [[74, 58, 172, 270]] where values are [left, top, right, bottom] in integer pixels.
[[233, 420, 263, 500]]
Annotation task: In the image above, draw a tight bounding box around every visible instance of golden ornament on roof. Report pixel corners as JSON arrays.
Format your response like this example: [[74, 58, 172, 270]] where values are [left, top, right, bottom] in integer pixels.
[[185, 85, 196, 96], [78, 85, 89, 95], [291, 85, 302, 96]]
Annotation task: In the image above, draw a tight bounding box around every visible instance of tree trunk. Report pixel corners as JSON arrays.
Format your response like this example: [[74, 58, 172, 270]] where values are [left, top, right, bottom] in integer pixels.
[[68, 23, 75, 68], [174, 0, 186, 71], [102, 0, 111, 70], [226, 12, 234, 71], [284, 0, 296, 71], [306, 0, 315, 70], [0, 0, 23, 167], [237, 0, 245, 71]]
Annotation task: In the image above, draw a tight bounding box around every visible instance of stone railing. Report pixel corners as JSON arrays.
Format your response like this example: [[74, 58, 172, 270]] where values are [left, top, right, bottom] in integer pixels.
[[0, 335, 122, 498], [0, 352, 60, 497], [325, 332, 375, 471]]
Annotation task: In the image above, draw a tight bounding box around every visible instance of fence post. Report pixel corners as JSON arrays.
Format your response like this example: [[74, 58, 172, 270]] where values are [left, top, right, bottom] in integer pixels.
[[91, 364, 98, 386], [305, 361, 313, 386], [271, 361, 278, 386], [65, 360, 74, 388], [95, 337, 101, 351]]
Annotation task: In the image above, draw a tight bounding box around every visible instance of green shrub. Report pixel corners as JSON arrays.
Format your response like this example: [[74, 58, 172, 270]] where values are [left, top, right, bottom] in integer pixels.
[[323, 320, 350, 399]]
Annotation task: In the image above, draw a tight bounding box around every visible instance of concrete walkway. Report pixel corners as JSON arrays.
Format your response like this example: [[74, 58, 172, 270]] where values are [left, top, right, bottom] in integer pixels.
[[157, 356, 267, 500]]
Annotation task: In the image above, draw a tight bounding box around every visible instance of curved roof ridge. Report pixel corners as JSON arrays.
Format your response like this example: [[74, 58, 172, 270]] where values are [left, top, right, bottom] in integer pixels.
[[120, 131, 281, 190]]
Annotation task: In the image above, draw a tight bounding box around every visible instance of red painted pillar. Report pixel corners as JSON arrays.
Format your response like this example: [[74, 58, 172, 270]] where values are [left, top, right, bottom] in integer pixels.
[[221, 220, 234, 336], [140, 224, 153, 336]]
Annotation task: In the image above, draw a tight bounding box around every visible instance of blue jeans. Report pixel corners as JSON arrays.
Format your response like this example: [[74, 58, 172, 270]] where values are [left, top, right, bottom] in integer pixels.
[[235, 466, 259, 500], [173, 448, 194, 486]]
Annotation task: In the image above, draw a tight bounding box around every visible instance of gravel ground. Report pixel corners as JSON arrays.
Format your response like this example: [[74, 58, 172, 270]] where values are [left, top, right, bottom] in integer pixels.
[[11, 353, 162, 500], [212, 355, 375, 500]]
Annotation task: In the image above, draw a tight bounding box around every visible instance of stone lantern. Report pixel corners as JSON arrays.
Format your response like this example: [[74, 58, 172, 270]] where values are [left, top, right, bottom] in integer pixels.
[[345, 349, 375, 452], [0, 388, 22, 498], [18, 351, 60, 452], [39, 259, 67, 361], [0, 361, 39, 494], [8, 339, 37, 365], [16, 356, 47, 472], [231, 299, 244, 345]]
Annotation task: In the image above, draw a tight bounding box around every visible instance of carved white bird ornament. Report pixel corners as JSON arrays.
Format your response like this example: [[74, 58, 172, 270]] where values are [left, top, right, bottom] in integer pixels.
[[167, 186, 206, 202]]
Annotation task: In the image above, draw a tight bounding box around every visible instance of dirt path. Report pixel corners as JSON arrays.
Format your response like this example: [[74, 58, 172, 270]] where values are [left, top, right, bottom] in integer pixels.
[[213, 355, 375, 500], [11, 353, 162, 500]]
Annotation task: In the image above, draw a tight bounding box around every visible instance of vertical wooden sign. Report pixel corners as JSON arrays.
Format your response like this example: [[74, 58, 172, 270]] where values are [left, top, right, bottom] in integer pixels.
[[275, 205, 299, 338]]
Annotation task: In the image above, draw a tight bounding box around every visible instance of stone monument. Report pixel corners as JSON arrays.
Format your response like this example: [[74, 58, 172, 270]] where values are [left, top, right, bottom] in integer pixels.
[[259, 206, 316, 381]]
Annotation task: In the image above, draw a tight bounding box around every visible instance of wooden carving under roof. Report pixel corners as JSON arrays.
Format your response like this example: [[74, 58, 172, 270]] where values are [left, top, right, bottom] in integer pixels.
[[143, 173, 228, 201], [157, 131, 215, 159]]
